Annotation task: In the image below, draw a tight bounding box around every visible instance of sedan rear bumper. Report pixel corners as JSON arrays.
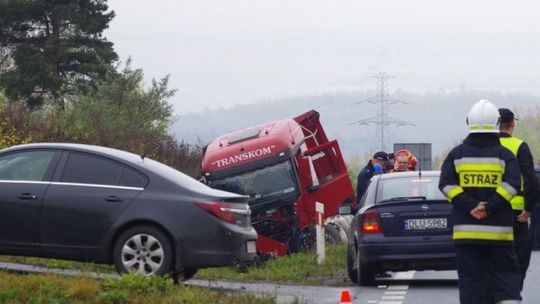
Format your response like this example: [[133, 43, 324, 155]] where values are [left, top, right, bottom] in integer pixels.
[[358, 240, 455, 271], [176, 223, 258, 270]]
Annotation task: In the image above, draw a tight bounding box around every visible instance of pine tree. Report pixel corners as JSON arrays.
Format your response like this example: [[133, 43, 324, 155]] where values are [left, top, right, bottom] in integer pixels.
[[0, 0, 118, 109]]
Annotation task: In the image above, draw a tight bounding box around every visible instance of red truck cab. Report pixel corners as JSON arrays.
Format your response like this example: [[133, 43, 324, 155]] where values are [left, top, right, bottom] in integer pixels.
[[201, 110, 354, 256]]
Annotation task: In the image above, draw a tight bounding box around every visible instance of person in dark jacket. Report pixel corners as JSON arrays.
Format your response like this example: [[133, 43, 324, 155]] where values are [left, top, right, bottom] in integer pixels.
[[439, 100, 522, 304], [498, 108, 539, 290], [355, 151, 391, 207]]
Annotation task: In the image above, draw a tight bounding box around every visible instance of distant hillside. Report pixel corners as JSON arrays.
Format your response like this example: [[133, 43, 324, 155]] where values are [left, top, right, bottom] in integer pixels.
[[171, 89, 540, 162]]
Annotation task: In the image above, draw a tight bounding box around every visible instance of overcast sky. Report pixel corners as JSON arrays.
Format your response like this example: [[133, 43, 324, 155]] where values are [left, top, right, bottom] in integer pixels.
[[105, 0, 540, 114]]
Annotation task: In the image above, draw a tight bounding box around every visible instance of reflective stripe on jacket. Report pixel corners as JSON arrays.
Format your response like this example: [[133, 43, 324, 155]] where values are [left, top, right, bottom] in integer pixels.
[[439, 133, 521, 244], [500, 136, 525, 210]]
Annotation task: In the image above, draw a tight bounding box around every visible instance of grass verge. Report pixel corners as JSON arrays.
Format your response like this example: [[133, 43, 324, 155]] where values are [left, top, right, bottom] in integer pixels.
[[195, 243, 348, 286], [0, 271, 275, 304], [0, 255, 116, 273], [0, 243, 349, 286]]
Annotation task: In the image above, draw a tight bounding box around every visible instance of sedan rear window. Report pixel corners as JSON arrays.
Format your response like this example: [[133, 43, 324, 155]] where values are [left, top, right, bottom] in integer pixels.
[[119, 167, 148, 188], [61, 152, 122, 185], [377, 177, 445, 204]]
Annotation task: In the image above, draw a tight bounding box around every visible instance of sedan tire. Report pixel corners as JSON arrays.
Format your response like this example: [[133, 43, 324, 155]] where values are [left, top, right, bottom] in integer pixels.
[[113, 225, 173, 276], [183, 268, 198, 280]]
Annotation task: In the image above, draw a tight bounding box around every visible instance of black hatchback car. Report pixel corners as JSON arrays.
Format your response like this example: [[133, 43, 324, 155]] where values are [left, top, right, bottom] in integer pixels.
[[342, 171, 455, 285], [0, 143, 257, 278]]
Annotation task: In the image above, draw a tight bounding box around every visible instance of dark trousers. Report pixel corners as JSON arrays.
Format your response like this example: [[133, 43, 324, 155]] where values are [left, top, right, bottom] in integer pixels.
[[514, 220, 532, 289], [530, 205, 540, 249], [455, 244, 522, 304]]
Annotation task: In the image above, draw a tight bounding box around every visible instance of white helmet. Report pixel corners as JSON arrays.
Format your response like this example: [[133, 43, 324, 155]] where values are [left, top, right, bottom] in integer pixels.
[[466, 99, 500, 133]]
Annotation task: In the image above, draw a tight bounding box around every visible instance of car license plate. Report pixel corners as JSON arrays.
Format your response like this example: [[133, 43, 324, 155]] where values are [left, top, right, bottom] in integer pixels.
[[246, 241, 257, 254], [404, 218, 447, 231]]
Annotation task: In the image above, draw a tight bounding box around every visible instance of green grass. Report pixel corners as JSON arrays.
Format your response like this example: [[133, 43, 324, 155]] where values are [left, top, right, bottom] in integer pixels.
[[0, 255, 116, 273], [0, 243, 349, 287], [196, 243, 349, 286], [0, 272, 275, 304]]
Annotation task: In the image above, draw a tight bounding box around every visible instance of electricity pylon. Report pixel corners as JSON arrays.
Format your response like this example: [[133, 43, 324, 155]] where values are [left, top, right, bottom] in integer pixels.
[[351, 72, 415, 151]]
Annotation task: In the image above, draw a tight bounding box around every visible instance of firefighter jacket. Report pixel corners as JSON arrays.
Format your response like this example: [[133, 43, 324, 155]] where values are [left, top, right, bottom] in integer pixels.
[[439, 133, 521, 245], [500, 132, 539, 212]]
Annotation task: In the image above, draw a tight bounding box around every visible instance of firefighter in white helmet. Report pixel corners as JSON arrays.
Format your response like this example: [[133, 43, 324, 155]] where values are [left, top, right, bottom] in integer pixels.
[[439, 99, 522, 304]]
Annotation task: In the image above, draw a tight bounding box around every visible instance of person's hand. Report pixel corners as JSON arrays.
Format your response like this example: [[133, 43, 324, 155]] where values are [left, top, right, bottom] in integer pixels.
[[517, 210, 530, 223], [470, 202, 488, 220]]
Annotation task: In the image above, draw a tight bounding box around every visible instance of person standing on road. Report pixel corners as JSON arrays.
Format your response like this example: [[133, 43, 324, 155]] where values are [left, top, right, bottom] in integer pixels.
[[498, 108, 539, 289], [439, 99, 523, 304]]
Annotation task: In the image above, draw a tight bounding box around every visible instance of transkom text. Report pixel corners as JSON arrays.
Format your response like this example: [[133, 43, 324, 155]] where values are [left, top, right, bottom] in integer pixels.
[[212, 146, 275, 168]]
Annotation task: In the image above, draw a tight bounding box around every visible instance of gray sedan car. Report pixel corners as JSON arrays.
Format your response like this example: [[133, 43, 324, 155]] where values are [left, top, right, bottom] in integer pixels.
[[0, 143, 257, 278]]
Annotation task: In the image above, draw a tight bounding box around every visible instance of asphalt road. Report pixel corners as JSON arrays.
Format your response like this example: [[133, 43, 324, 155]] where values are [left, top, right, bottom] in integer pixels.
[[2, 251, 540, 303], [188, 250, 540, 304]]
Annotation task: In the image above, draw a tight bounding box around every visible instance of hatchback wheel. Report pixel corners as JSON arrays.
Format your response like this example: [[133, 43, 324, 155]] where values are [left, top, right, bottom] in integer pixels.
[[356, 248, 375, 286], [347, 244, 358, 283], [113, 226, 173, 276]]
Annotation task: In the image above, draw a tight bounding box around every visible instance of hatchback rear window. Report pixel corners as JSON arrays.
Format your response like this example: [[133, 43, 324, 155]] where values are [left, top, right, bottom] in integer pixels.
[[377, 176, 445, 203]]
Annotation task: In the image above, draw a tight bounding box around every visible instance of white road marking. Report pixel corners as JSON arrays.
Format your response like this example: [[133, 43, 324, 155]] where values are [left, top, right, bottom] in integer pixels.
[[384, 291, 407, 295], [377, 271, 415, 304], [381, 295, 405, 300], [393, 271, 415, 280], [387, 285, 409, 290]]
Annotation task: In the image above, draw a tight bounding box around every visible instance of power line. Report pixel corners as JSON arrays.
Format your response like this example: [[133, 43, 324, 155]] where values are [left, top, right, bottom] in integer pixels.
[[350, 72, 415, 151]]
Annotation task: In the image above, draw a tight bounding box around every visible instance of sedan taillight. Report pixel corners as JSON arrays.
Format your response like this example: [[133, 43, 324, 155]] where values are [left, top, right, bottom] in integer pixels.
[[361, 209, 381, 233], [195, 201, 250, 224]]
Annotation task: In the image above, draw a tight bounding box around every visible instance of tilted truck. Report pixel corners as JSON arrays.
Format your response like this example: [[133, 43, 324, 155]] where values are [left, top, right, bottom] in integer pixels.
[[201, 110, 355, 257]]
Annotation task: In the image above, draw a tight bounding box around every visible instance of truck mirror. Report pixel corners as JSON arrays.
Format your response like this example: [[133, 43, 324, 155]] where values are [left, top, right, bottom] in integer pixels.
[[338, 205, 352, 215], [307, 184, 320, 193]]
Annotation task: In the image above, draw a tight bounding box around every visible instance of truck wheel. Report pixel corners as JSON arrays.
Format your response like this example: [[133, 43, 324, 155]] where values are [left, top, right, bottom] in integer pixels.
[[113, 225, 173, 276], [325, 224, 343, 243]]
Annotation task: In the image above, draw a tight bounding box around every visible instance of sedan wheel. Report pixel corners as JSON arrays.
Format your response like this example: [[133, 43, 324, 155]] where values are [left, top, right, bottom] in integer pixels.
[[113, 226, 173, 276]]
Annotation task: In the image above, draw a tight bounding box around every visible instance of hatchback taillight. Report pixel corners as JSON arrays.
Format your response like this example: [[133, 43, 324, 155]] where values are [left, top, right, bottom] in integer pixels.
[[195, 201, 250, 224], [361, 209, 381, 233]]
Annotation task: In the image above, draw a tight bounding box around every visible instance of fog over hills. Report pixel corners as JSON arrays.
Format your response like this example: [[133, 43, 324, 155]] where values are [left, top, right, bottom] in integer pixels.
[[171, 89, 539, 161]]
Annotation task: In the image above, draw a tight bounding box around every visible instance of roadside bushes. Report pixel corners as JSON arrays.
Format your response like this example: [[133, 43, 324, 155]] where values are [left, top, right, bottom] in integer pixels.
[[0, 98, 31, 149], [0, 63, 203, 177]]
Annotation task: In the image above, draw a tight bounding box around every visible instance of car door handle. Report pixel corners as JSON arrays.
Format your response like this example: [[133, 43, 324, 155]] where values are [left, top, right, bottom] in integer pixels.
[[104, 196, 124, 203], [18, 193, 37, 200]]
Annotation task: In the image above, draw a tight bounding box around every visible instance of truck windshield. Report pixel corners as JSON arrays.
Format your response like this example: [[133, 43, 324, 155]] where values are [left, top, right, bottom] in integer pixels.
[[208, 161, 297, 202]]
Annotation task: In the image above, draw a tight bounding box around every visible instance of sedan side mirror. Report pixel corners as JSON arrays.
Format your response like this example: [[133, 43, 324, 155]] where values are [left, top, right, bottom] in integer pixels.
[[339, 205, 352, 215]]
